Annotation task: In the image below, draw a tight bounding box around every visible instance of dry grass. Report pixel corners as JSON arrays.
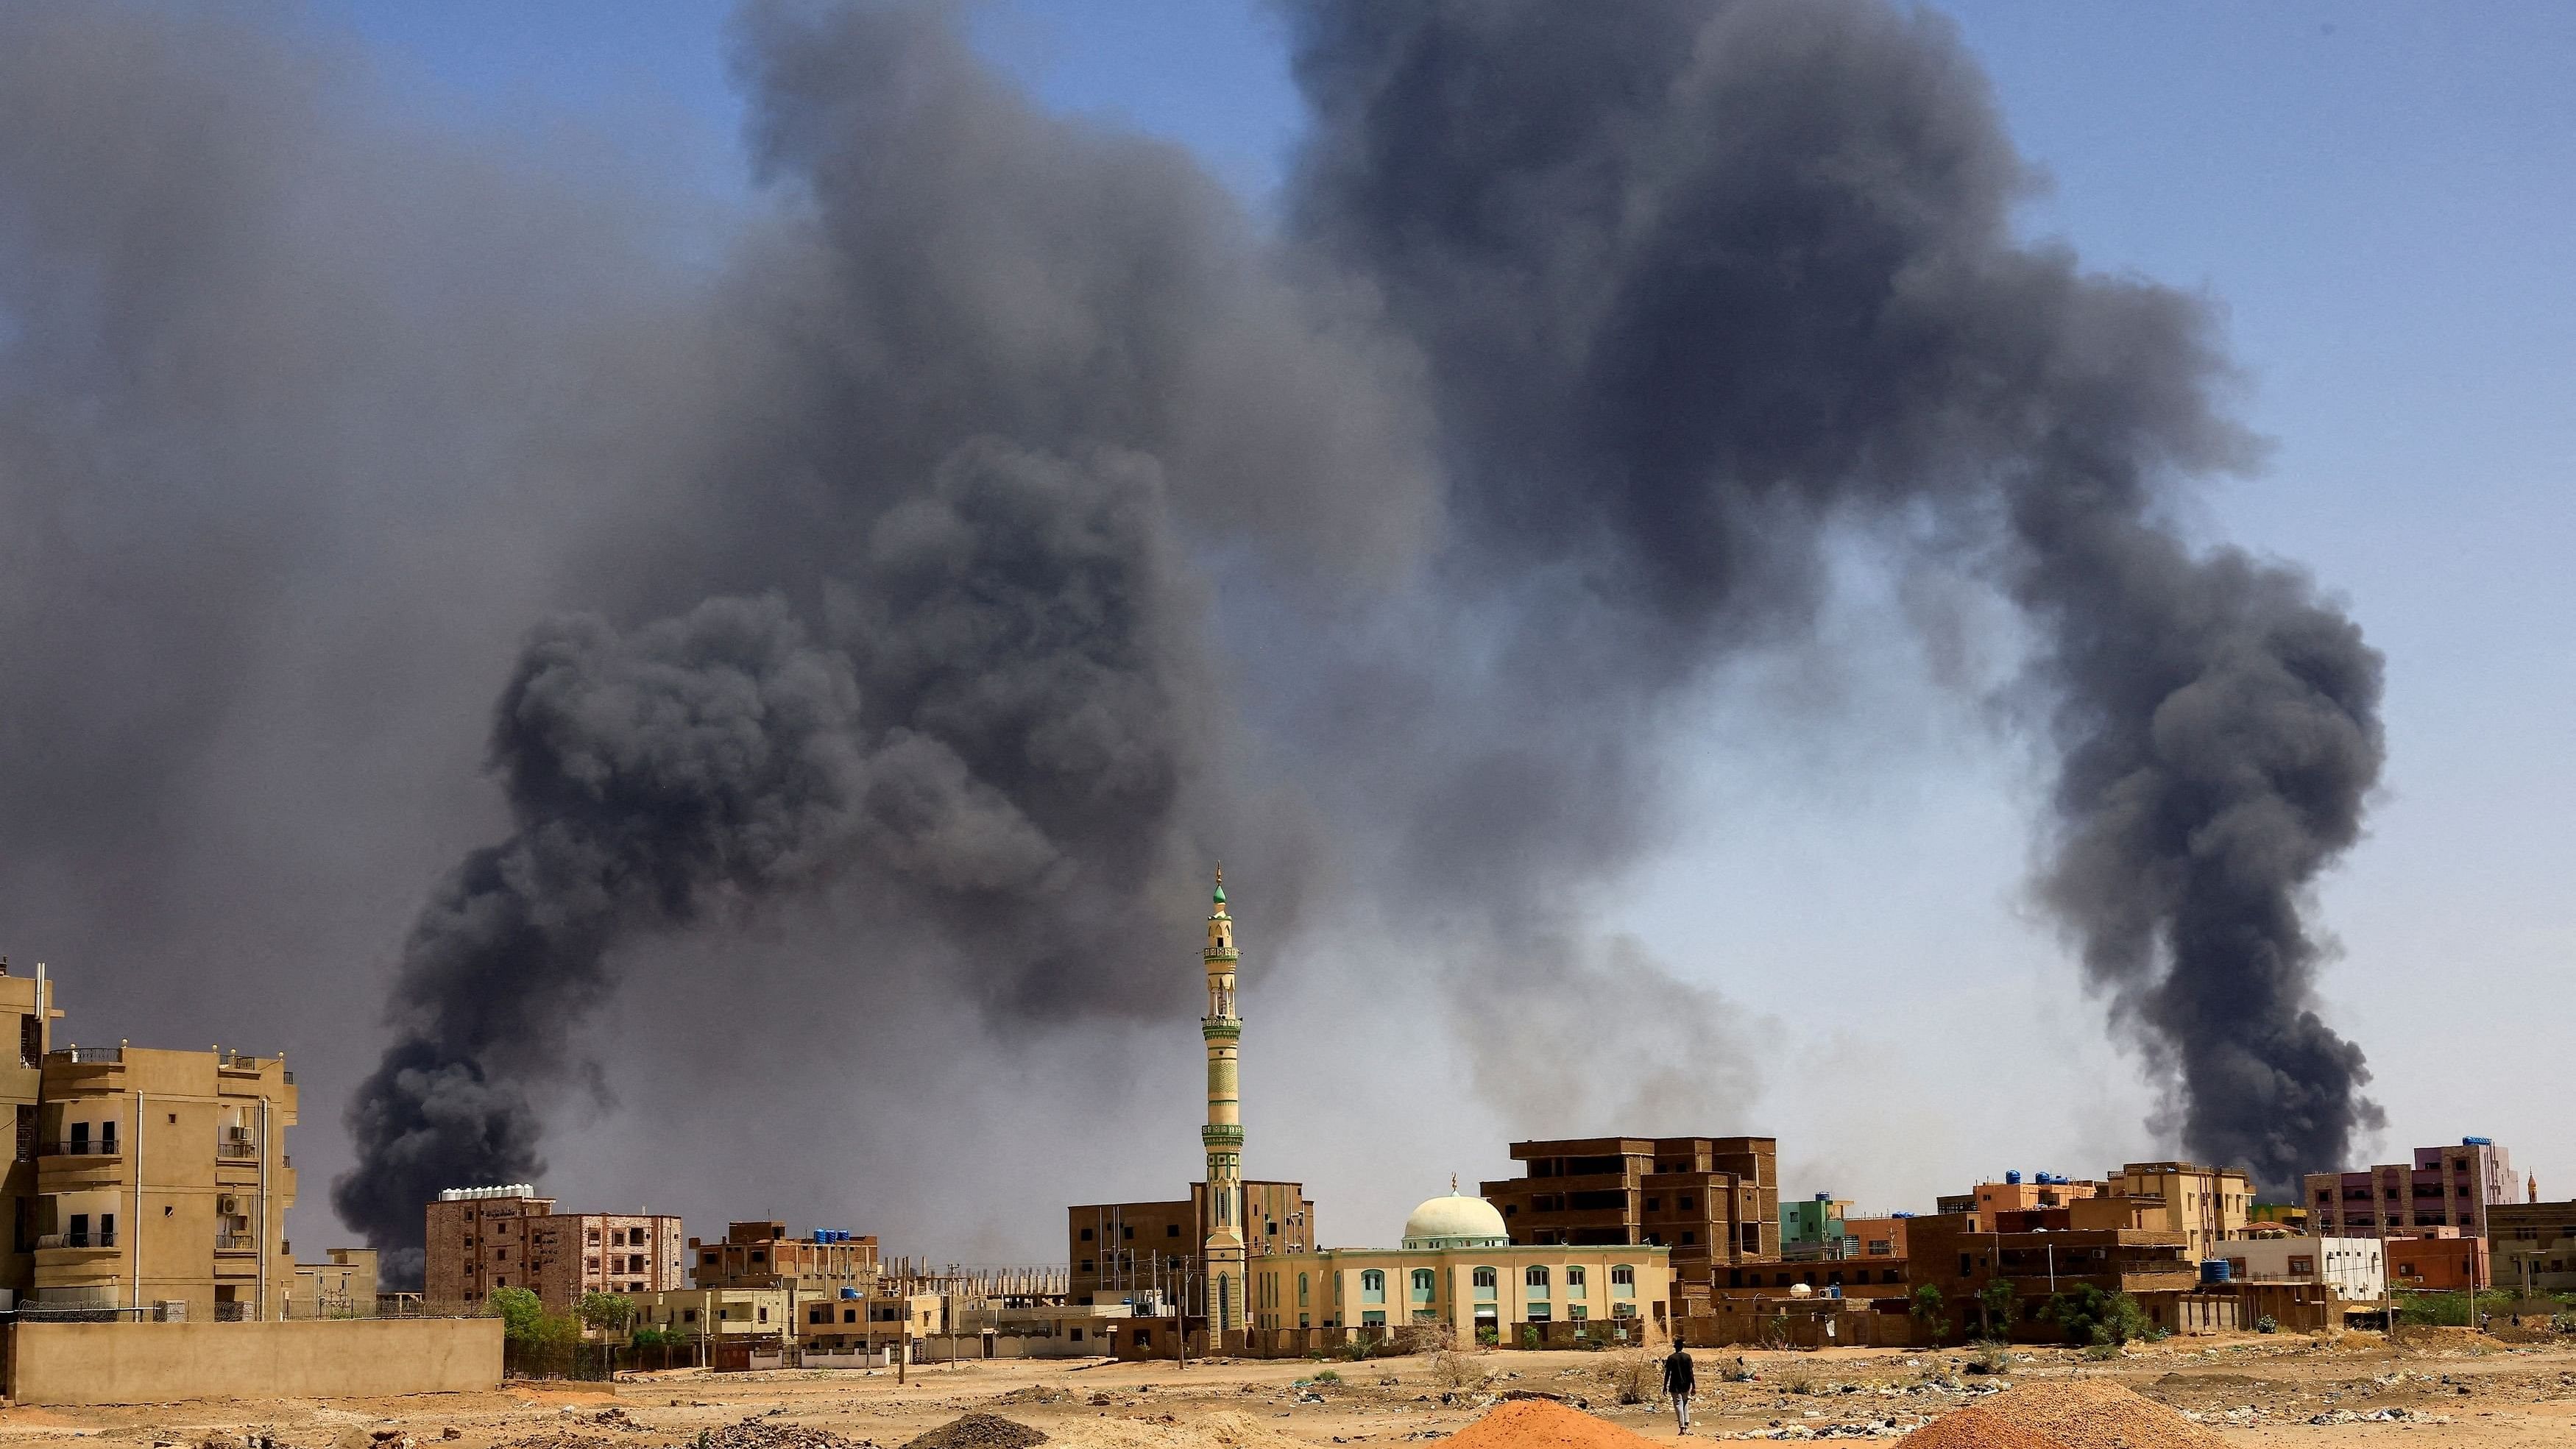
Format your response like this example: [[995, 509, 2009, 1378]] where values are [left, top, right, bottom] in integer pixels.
[[1599, 1348, 1659, 1406], [1428, 1350, 1488, 1394]]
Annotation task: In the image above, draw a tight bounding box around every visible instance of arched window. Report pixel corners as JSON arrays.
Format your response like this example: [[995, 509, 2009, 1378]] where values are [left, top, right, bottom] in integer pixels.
[[1565, 1266, 1587, 1290], [1361, 1270, 1386, 1304], [1473, 1266, 1498, 1301], [1410, 1269, 1436, 1300], [1524, 1265, 1549, 1289], [1611, 1264, 1636, 1298]]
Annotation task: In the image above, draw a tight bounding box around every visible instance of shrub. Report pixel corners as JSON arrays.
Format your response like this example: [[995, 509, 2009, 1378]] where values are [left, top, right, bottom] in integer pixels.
[[1601, 1347, 1658, 1405], [1519, 1325, 1541, 1350], [2042, 1285, 2148, 1347], [1312, 1369, 1342, 1384], [1396, 1322, 1456, 1356], [1429, 1349, 1487, 1394], [1909, 1284, 1950, 1346], [2254, 1315, 2278, 1335], [1476, 1325, 1499, 1347], [1964, 1344, 2008, 1375]]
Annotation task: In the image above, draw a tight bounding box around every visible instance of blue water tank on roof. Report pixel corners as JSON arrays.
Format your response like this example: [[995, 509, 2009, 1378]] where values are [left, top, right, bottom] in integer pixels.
[[841, 1286, 860, 1299], [2199, 1260, 2231, 1285], [2005, 1170, 2022, 1185], [2463, 1136, 2493, 1147]]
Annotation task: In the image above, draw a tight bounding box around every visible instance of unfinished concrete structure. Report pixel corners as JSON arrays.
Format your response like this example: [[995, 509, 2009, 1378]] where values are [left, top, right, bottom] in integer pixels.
[[2489, 1200, 2576, 1295], [286, 1247, 379, 1319], [690, 1220, 877, 1296]]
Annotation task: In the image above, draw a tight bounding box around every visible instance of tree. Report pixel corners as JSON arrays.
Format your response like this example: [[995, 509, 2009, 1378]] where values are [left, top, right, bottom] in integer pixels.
[[2041, 1285, 2149, 1347], [1977, 1280, 2016, 1342], [578, 1292, 636, 1335], [1909, 1283, 1949, 1345], [487, 1286, 546, 1344]]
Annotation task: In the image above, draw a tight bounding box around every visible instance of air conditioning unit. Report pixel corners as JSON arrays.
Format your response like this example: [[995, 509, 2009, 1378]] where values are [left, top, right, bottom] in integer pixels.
[[216, 1195, 241, 1215]]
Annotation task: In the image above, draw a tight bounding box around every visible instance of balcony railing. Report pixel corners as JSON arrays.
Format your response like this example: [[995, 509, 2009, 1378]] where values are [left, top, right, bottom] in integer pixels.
[[215, 1231, 259, 1253], [40, 1138, 122, 1157], [217, 1138, 260, 1161], [49, 1046, 123, 1065], [213, 1301, 252, 1322], [36, 1231, 116, 1249]]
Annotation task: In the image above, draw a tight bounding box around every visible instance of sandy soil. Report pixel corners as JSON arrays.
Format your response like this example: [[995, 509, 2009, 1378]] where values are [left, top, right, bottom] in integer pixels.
[[3, 1330, 2572, 1449]]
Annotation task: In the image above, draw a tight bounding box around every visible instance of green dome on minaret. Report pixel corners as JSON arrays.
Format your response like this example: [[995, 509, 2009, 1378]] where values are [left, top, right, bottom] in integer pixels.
[[1212, 863, 1225, 906]]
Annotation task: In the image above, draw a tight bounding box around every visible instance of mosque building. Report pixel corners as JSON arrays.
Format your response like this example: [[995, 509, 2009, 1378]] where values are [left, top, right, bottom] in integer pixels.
[[1248, 1180, 1673, 1340]]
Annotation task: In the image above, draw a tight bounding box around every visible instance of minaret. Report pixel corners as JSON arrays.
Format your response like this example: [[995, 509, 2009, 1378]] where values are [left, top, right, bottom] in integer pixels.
[[1200, 865, 1245, 1336]]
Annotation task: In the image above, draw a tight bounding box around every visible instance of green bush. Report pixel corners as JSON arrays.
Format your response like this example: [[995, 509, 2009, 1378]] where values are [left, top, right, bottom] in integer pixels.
[[1313, 1369, 1342, 1384], [1519, 1325, 1540, 1350], [2041, 1285, 2148, 1347], [1909, 1284, 1950, 1346], [2254, 1315, 2278, 1335], [487, 1286, 546, 1342], [578, 1292, 636, 1333]]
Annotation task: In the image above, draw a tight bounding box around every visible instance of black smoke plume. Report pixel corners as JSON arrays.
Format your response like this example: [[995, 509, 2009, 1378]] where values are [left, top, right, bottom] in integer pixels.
[[0, 0, 2385, 1266], [1280, 0, 2383, 1191]]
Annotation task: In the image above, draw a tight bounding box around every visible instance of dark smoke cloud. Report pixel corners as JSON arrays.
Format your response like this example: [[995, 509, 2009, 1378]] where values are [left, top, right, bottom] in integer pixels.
[[0, 0, 2385, 1266], [1280, 0, 2383, 1191]]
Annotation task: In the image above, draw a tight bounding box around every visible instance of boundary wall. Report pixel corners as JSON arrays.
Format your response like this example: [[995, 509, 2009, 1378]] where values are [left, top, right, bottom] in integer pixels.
[[4, 1319, 501, 1404]]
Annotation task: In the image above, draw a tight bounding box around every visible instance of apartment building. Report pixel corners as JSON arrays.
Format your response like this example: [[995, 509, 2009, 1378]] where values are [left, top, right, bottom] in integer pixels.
[[1066, 1180, 1314, 1312], [690, 1220, 877, 1297], [424, 1187, 683, 1312], [2105, 1161, 2256, 1263], [2386, 1229, 2487, 1291], [2488, 1200, 2576, 1294], [2304, 1138, 2516, 1241], [31, 1042, 297, 1320], [0, 963, 54, 1305], [2221, 1236, 2385, 1301], [1481, 1136, 1780, 1289]]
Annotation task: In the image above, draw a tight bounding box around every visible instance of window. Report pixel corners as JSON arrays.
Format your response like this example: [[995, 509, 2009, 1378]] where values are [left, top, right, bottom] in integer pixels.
[[1679, 1194, 1694, 1211], [703, 1250, 719, 1265], [1298, 1274, 1310, 1306], [1525, 1265, 1549, 1289], [588, 1230, 601, 1244], [1123, 1226, 1135, 1240], [1643, 1196, 1660, 1211], [1566, 1266, 1586, 1290], [1473, 1267, 1498, 1301], [1610, 1265, 1636, 1297], [1362, 1270, 1386, 1304], [1080, 1227, 1093, 1241], [1410, 1269, 1435, 1300], [1080, 1259, 1094, 1273], [1167, 1224, 1181, 1237], [1681, 1231, 1696, 1244]]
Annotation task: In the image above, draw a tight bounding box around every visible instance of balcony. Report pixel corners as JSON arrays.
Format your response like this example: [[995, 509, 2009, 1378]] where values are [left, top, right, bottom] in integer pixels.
[[215, 1231, 259, 1254], [49, 1046, 123, 1065], [217, 1136, 260, 1162], [40, 1138, 123, 1158], [35, 1230, 116, 1250]]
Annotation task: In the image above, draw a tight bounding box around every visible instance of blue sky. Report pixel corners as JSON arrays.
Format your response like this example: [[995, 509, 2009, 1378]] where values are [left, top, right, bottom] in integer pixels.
[[304, 1, 2575, 1229]]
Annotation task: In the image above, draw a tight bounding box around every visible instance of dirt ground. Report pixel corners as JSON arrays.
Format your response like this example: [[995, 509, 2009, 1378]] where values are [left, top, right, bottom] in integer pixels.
[[6, 1329, 2574, 1449]]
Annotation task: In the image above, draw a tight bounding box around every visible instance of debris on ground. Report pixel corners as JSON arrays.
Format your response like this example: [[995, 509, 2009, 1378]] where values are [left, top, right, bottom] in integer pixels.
[[896, 1414, 1050, 1449]]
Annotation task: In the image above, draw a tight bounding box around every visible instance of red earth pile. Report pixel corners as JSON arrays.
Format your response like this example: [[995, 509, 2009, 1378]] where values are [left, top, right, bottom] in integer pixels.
[[1440, 1400, 1656, 1449], [1896, 1380, 2230, 1449]]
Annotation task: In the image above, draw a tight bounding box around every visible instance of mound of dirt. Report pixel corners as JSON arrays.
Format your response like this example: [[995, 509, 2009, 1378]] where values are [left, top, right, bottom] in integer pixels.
[[1897, 1381, 2232, 1449], [898, 1416, 1049, 1449], [1437, 1400, 1655, 1449]]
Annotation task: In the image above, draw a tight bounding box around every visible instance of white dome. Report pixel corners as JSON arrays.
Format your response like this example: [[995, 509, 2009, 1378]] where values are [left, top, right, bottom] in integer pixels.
[[1401, 1191, 1511, 1248]]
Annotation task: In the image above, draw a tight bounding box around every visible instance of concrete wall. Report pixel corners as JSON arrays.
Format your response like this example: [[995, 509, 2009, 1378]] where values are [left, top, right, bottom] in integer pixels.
[[6, 1317, 501, 1404]]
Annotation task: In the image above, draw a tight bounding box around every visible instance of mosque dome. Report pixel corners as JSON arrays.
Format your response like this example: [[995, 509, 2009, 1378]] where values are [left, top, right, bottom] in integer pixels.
[[1401, 1189, 1510, 1249]]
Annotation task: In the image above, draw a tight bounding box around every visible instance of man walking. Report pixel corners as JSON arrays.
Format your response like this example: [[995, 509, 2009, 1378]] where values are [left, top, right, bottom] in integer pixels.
[[1663, 1345, 1696, 1435]]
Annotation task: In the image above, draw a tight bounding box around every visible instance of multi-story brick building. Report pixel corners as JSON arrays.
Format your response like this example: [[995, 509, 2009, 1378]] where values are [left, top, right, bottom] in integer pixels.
[[1908, 1210, 2204, 1342], [1935, 1172, 2101, 1226], [423, 1187, 683, 1312], [1481, 1136, 1780, 1291], [1067, 1182, 1315, 1313], [2304, 1138, 2516, 1242]]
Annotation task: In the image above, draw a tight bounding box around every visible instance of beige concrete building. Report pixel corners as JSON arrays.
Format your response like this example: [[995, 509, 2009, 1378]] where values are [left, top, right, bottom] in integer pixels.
[[690, 1220, 877, 1296], [32, 1041, 296, 1321], [0, 963, 58, 1307], [422, 1188, 682, 1312], [2106, 1161, 2254, 1263], [1250, 1189, 1672, 1342], [288, 1247, 380, 1319], [634, 1285, 788, 1342], [2221, 1235, 2385, 1301]]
